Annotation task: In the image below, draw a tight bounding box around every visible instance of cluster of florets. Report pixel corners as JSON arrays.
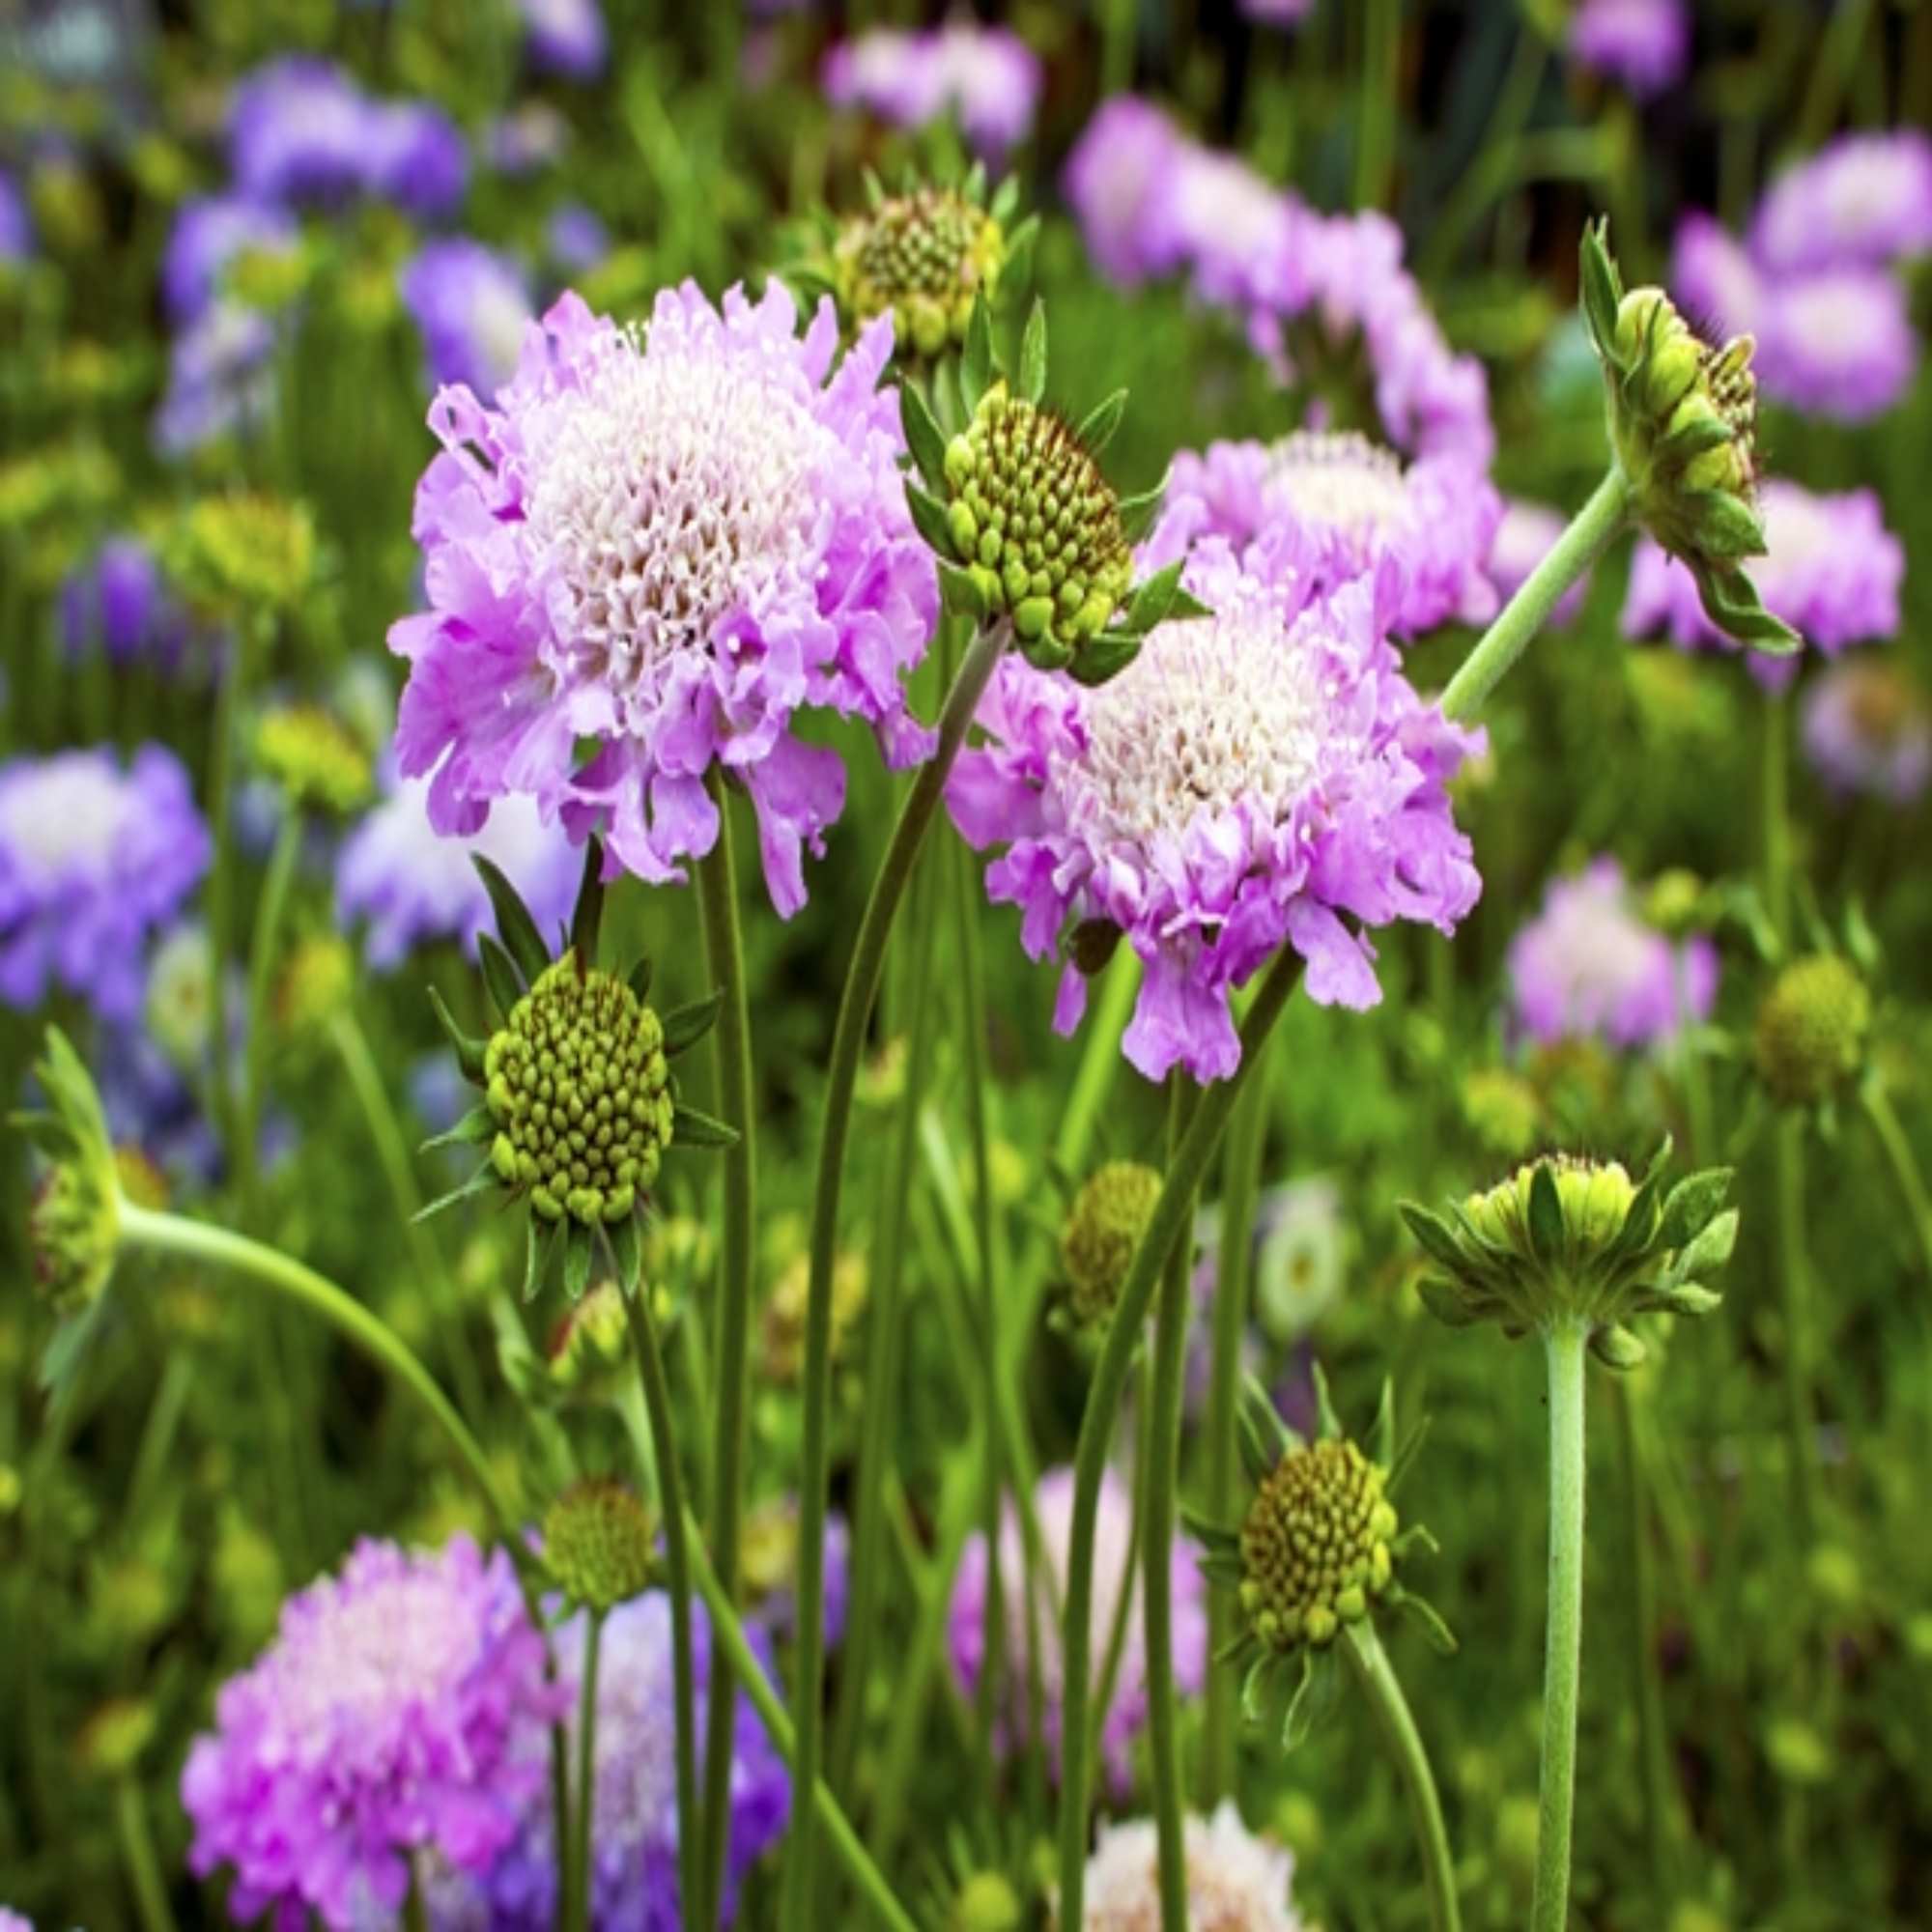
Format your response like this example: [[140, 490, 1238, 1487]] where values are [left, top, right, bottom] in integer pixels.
[[160, 491, 316, 618], [1753, 953, 1870, 1109], [834, 184, 1006, 359], [542, 1478, 655, 1613], [254, 704, 373, 814], [1058, 1160, 1162, 1328], [1238, 1437, 1397, 1651], [485, 953, 673, 1228]]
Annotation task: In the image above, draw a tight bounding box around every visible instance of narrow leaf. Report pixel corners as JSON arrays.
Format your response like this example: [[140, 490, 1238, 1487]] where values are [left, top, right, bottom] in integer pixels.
[[563, 1221, 593, 1300], [1017, 298, 1048, 406], [472, 856, 552, 985], [898, 376, 951, 494], [1117, 477, 1165, 544], [414, 1162, 497, 1223], [608, 1210, 642, 1295], [427, 986, 488, 1083], [524, 1216, 560, 1301], [904, 482, 957, 559], [570, 837, 606, 967], [628, 955, 654, 1004], [960, 295, 992, 412], [1527, 1162, 1566, 1265], [420, 1103, 497, 1154], [1075, 388, 1128, 454], [673, 1101, 741, 1149], [477, 933, 526, 1026], [661, 989, 724, 1057]]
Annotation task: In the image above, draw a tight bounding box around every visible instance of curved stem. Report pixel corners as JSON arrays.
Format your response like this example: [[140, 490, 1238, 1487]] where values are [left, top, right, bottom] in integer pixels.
[[1438, 469, 1630, 726], [622, 1288, 701, 1931], [1862, 1081, 1932, 1284], [115, 1776, 180, 1932], [682, 1510, 921, 1932], [1145, 1079, 1199, 1930], [1532, 1320, 1589, 1932], [1341, 1621, 1463, 1932], [1055, 950, 1304, 1923], [782, 620, 1007, 1927], [695, 767, 758, 1931], [1200, 1046, 1271, 1804], [567, 1611, 603, 1932], [1611, 1378, 1676, 1907]]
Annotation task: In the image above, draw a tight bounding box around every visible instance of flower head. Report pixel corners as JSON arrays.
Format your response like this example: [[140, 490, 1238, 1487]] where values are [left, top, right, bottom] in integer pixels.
[[1507, 858, 1718, 1051], [254, 704, 374, 815], [1753, 953, 1870, 1109], [1059, 1160, 1163, 1330], [0, 747, 209, 1021], [1803, 659, 1932, 805], [161, 493, 317, 620], [1154, 431, 1501, 637], [60, 536, 196, 671], [182, 1534, 567, 1932], [1755, 267, 1918, 422], [948, 539, 1480, 1083], [1405, 1143, 1737, 1363], [155, 301, 278, 457], [1074, 1800, 1308, 1930], [1569, 0, 1690, 99], [543, 1478, 655, 1612], [1751, 132, 1932, 273], [822, 25, 1042, 160], [832, 182, 1009, 363], [950, 1465, 1206, 1794], [402, 240, 534, 402], [0, 168, 31, 263], [1060, 98, 1190, 290], [391, 282, 937, 917], [518, 0, 607, 79]]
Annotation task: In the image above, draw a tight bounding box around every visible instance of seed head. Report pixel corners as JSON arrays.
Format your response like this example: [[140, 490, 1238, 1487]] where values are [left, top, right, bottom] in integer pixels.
[[1059, 1160, 1162, 1329], [835, 186, 1005, 361], [1754, 953, 1869, 1108], [1237, 1438, 1397, 1651], [543, 1478, 656, 1612]]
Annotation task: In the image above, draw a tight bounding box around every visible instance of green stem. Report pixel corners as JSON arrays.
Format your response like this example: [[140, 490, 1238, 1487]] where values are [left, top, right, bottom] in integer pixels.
[[1761, 694, 1793, 943], [568, 1611, 603, 1932], [1341, 1621, 1463, 1932], [1090, 1352, 1151, 1776], [1774, 1114, 1818, 1537], [1532, 1320, 1589, 1932], [1055, 950, 1304, 1924], [115, 1776, 180, 1932], [403, 1870, 428, 1932], [1145, 1079, 1200, 1931], [1798, 0, 1875, 145], [1611, 1378, 1676, 1907], [782, 620, 1007, 1928], [682, 1510, 922, 1932], [1861, 1082, 1932, 1284], [623, 1287, 702, 1932], [1438, 469, 1630, 726], [1354, 0, 1401, 211], [695, 767, 757, 1932], [204, 623, 254, 1160], [1200, 1043, 1271, 1805], [237, 810, 300, 1208]]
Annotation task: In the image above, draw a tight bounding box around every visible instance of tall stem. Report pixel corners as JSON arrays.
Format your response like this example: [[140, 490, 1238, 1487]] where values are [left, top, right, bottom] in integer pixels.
[[623, 1289, 700, 1931], [1761, 693, 1793, 942], [1354, 0, 1401, 211], [567, 1612, 604, 1932], [1532, 1320, 1589, 1932], [1341, 1621, 1463, 1932], [237, 810, 300, 1209], [115, 1776, 180, 1932], [781, 620, 1006, 1927], [1145, 1080, 1200, 1930], [695, 767, 758, 1931], [1438, 469, 1629, 725], [1862, 1082, 1932, 1284], [1774, 1114, 1818, 1535], [203, 623, 255, 1159], [1200, 1046, 1270, 1804], [1611, 1378, 1676, 1906], [1055, 952, 1304, 1923]]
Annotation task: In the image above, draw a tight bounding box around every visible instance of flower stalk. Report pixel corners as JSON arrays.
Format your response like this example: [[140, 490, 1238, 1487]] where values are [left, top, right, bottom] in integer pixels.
[[566, 1610, 604, 1932]]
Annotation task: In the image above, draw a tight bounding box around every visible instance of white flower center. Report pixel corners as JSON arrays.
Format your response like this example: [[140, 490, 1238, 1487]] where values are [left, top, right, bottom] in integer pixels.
[[521, 326, 820, 703], [1264, 430, 1407, 540], [0, 761, 128, 878], [1761, 486, 1833, 573]]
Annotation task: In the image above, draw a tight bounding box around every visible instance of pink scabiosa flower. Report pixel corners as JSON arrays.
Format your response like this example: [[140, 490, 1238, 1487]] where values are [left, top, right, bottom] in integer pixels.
[[821, 24, 1042, 160], [1754, 267, 1918, 421], [949, 1466, 1207, 1795], [1623, 480, 1904, 687], [181, 1535, 568, 1932], [1670, 212, 1763, 340], [1062, 98, 1190, 289], [1751, 131, 1932, 273], [948, 539, 1481, 1083], [400, 239, 534, 402], [1487, 498, 1588, 627], [1507, 858, 1717, 1050], [389, 282, 938, 918], [1802, 658, 1932, 806], [1073, 1801, 1309, 1929], [0, 747, 210, 1021], [0, 1910, 30, 1932], [1568, 0, 1690, 99], [1154, 432, 1500, 637]]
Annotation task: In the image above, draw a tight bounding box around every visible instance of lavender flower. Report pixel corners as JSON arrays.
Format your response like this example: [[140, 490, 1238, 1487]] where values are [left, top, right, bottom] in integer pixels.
[[1569, 0, 1690, 99], [182, 1535, 567, 1931], [1669, 212, 1763, 340], [1623, 480, 1904, 684], [0, 168, 30, 261], [401, 240, 533, 401], [1074, 1801, 1308, 1928], [154, 302, 278, 457], [60, 536, 193, 668], [487, 103, 570, 178], [228, 58, 371, 207], [362, 101, 470, 220], [948, 540, 1481, 1083], [1486, 498, 1587, 627], [0, 1910, 32, 1932], [1155, 431, 1501, 636], [161, 194, 298, 327], [1507, 858, 1717, 1050], [949, 1466, 1208, 1794], [546, 204, 610, 275], [517, 0, 607, 78], [1755, 266, 1918, 421], [1751, 131, 1932, 272], [335, 770, 581, 970], [1156, 140, 1309, 315], [0, 747, 209, 1021], [822, 24, 1043, 159], [1061, 98, 1187, 289], [390, 282, 937, 917], [1240, 0, 1317, 24], [1802, 659, 1932, 805]]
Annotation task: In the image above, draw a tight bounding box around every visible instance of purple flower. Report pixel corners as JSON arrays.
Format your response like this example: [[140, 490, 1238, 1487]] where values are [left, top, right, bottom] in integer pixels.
[[336, 769, 581, 971], [0, 1909, 33, 1932], [1154, 431, 1501, 637], [1080, 1801, 1309, 1928], [1486, 498, 1587, 627], [1670, 212, 1763, 339], [949, 1466, 1208, 1795], [545, 204, 609, 275], [390, 282, 937, 917], [428, 1593, 789, 1930], [1623, 480, 1904, 686], [1508, 858, 1717, 1050], [487, 103, 570, 178], [0, 746, 210, 1021], [363, 101, 469, 220], [1062, 98, 1189, 289], [1802, 658, 1932, 806], [161, 194, 298, 327], [743, 1498, 850, 1649], [822, 24, 1042, 159], [1751, 131, 1932, 273], [1755, 266, 1918, 421], [154, 302, 278, 457], [1, 168, 35, 261], [1157, 142, 1309, 316], [228, 58, 370, 207], [518, 0, 607, 79], [1569, 0, 1690, 99], [401, 240, 533, 401], [1240, 0, 1317, 24], [60, 536, 194, 668], [948, 540, 1481, 1084], [182, 1535, 568, 1932]]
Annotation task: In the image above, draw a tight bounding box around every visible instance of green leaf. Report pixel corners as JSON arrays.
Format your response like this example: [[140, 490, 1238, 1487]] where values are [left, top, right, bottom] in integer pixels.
[[477, 933, 527, 1026], [1370, 1378, 1396, 1471], [1386, 1414, 1432, 1494], [1074, 387, 1128, 453], [999, 213, 1039, 301], [898, 376, 950, 494], [1392, 1586, 1460, 1657], [1239, 1651, 1273, 1726], [414, 1162, 497, 1224], [1124, 558, 1187, 635], [1065, 630, 1142, 688], [1310, 1359, 1343, 1441], [661, 989, 724, 1057], [1166, 587, 1213, 621], [472, 856, 552, 985], [426, 987, 489, 1082], [904, 481, 957, 559], [569, 837, 606, 967], [1017, 298, 1048, 405], [1415, 1276, 1484, 1327], [1579, 217, 1624, 363], [673, 1101, 741, 1149], [608, 1210, 642, 1295], [960, 295, 992, 412], [1527, 1161, 1566, 1265], [1657, 1168, 1733, 1251], [1672, 1207, 1739, 1280], [420, 1103, 497, 1154], [989, 175, 1020, 225], [563, 1221, 593, 1300], [524, 1216, 560, 1301], [628, 955, 654, 1004], [962, 159, 987, 207], [1589, 1322, 1647, 1371], [1661, 1281, 1723, 1318], [1117, 477, 1165, 544], [862, 166, 885, 213], [1399, 1202, 1466, 1274], [937, 559, 989, 620], [1693, 563, 1801, 654]]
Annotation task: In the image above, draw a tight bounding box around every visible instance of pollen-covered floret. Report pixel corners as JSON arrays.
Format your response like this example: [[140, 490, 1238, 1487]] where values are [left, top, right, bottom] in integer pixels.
[[834, 186, 1004, 358], [1753, 953, 1870, 1108], [543, 1478, 656, 1612], [1238, 1438, 1397, 1650], [1059, 1160, 1162, 1327]]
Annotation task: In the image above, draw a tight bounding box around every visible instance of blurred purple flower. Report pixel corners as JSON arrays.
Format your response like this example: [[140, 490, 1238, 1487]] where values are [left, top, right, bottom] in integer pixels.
[[60, 536, 194, 669], [363, 100, 469, 220], [1061, 97, 1188, 289], [154, 302, 278, 457], [487, 102, 570, 177], [518, 0, 607, 78], [1802, 658, 1932, 806], [1083, 1803, 1309, 1928], [1569, 0, 1690, 99], [1670, 212, 1763, 340], [0, 1909, 32, 1932], [1751, 131, 1932, 273], [1240, 0, 1317, 24], [227, 58, 370, 206], [401, 239, 533, 400], [545, 203, 609, 275], [1486, 498, 1588, 627], [822, 23, 1042, 159], [1508, 858, 1717, 1050], [1, 168, 35, 261], [161, 194, 298, 327], [949, 1466, 1207, 1795], [1755, 267, 1918, 421], [0, 746, 209, 1021]]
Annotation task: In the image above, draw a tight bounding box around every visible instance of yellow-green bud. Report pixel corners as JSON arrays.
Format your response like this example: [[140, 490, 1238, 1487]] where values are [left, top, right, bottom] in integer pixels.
[[1238, 1438, 1398, 1652], [276, 934, 355, 1038], [1753, 953, 1869, 1108], [76, 1698, 159, 1779], [254, 705, 373, 814], [543, 1478, 655, 1612], [543, 1280, 632, 1404], [1059, 1160, 1162, 1329], [162, 493, 317, 618], [949, 1870, 1024, 1932], [30, 1157, 120, 1314], [832, 186, 1005, 362]]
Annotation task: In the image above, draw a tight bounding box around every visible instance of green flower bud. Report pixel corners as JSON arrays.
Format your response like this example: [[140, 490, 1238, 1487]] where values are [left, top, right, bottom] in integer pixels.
[[1643, 867, 1707, 939], [161, 492, 317, 619], [23, 1033, 126, 1318], [543, 1478, 655, 1612], [949, 1870, 1024, 1932], [76, 1697, 159, 1779], [1058, 1160, 1162, 1330], [1238, 1437, 1397, 1653], [1753, 953, 1869, 1109], [275, 933, 356, 1039], [1460, 1067, 1545, 1161], [254, 704, 373, 814], [832, 185, 1006, 363], [543, 1280, 632, 1405]]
